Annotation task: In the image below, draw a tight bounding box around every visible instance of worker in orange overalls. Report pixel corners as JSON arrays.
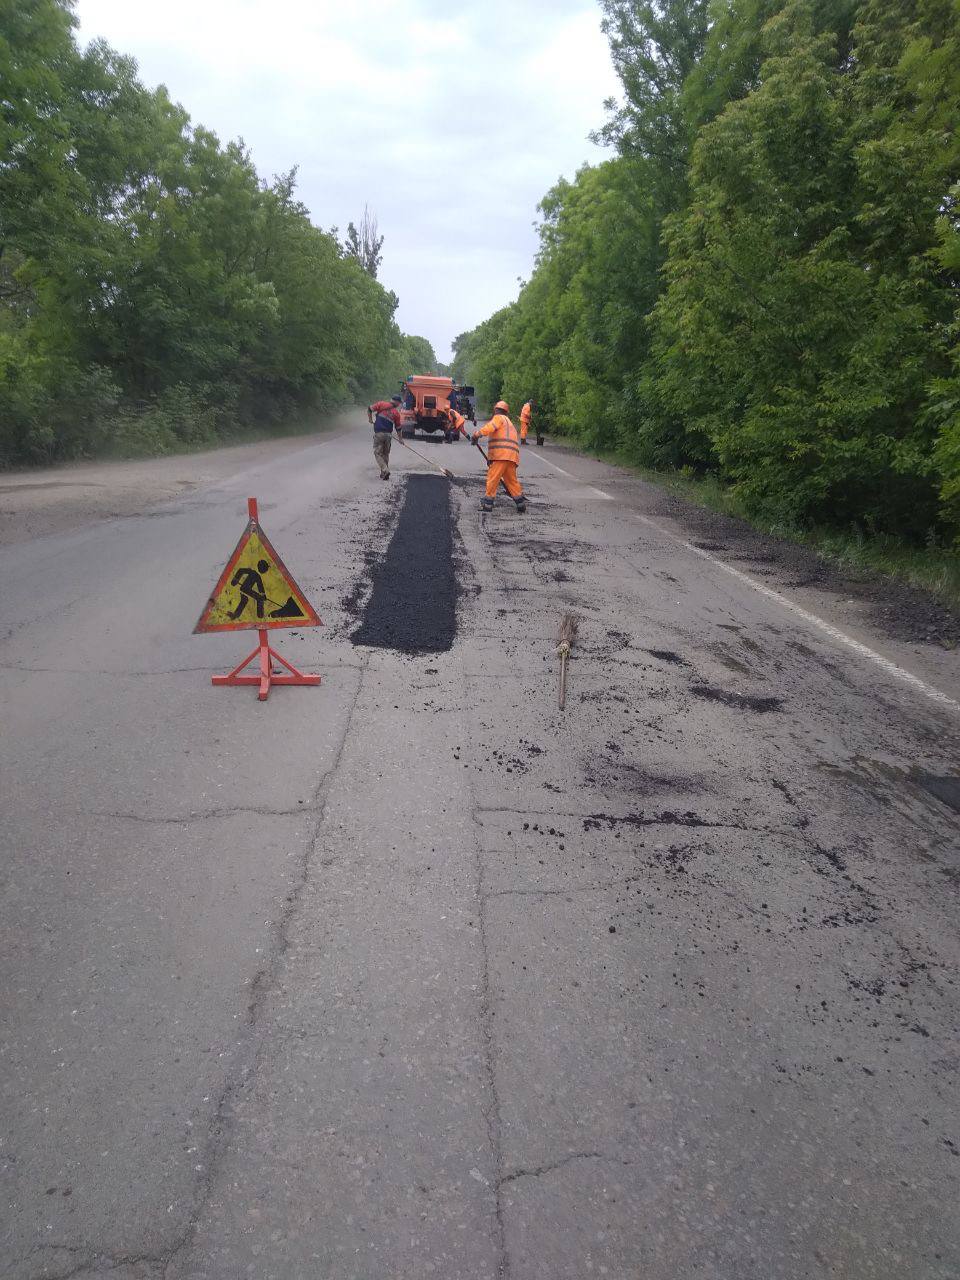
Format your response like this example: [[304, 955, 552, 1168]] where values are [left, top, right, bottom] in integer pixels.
[[447, 404, 468, 438], [519, 400, 533, 444], [472, 400, 526, 514]]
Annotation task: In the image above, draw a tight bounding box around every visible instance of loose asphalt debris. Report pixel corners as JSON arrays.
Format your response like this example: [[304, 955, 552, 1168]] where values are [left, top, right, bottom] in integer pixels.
[[910, 770, 960, 814], [351, 474, 459, 653], [691, 685, 784, 713], [652, 486, 960, 648], [646, 648, 687, 666]]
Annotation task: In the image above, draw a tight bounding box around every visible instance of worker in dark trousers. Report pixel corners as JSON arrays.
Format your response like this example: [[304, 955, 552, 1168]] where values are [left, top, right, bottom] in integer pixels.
[[367, 395, 402, 479]]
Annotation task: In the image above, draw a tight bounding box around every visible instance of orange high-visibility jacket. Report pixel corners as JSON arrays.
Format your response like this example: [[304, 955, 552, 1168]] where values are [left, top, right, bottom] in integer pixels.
[[476, 413, 520, 463], [520, 402, 532, 427], [448, 408, 466, 433]]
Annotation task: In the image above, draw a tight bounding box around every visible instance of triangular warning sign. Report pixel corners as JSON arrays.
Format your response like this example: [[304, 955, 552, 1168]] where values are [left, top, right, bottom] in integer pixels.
[[195, 514, 322, 633]]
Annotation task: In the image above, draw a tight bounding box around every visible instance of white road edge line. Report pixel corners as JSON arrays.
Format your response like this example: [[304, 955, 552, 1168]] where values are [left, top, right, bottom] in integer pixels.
[[535, 454, 576, 479], [633, 512, 960, 715], [534, 453, 613, 499]]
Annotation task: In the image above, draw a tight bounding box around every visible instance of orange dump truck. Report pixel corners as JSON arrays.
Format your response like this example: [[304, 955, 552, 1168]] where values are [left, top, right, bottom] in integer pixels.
[[399, 375, 461, 442]]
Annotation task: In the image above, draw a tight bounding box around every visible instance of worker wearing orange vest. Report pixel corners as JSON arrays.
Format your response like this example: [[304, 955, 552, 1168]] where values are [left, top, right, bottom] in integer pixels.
[[519, 400, 533, 444], [472, 401, 526, 513], [447, 405, 467, 437]]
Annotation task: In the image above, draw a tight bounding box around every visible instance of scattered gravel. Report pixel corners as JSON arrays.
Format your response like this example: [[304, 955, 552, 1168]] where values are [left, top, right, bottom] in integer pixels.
[[649, 486, 960, 648]]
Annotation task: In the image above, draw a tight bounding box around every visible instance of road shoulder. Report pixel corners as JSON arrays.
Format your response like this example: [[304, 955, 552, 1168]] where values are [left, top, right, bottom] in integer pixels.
[[525, 440, 960, 707], [0, 414, 358, 548]]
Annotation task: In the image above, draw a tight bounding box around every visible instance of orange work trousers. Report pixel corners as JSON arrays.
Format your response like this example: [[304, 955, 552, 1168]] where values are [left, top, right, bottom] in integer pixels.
[[486, 461, 523, 499]]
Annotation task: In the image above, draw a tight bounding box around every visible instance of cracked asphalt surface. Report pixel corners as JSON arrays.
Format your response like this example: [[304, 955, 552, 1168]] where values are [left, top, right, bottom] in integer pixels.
[[2, 424, 959, 1279]]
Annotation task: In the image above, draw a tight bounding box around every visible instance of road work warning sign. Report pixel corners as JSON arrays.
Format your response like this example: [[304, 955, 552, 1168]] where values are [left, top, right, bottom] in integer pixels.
[[194, 511, 321, 633]]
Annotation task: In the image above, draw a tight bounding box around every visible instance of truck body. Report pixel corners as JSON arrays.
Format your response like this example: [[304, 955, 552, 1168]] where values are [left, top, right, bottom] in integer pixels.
[[399, 375, 461, 442]]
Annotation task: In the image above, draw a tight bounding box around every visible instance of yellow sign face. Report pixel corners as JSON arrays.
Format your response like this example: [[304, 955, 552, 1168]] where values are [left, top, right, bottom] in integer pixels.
[[194, 520, 321, 633]]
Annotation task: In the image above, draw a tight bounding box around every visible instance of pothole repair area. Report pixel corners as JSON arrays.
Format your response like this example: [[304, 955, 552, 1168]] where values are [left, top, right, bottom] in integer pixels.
[[350, 473, 459, 654]]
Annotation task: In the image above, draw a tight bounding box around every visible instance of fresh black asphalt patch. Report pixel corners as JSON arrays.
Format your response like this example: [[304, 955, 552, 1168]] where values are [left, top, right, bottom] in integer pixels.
[[351, 474, 458, 653]]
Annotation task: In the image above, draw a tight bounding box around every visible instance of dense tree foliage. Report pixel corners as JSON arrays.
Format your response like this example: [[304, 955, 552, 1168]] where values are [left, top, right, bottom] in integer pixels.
[[455, 0, 960, 542], [0, 0, 412, 465], [396, 333, 443, 377]]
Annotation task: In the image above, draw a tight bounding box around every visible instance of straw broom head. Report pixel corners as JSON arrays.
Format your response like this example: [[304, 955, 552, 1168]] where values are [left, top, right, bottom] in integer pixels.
[[557, 612, 579, 654]]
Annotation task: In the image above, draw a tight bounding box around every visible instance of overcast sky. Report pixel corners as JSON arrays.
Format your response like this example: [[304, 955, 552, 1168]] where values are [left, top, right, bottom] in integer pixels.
[[74, 0, 619, 363]]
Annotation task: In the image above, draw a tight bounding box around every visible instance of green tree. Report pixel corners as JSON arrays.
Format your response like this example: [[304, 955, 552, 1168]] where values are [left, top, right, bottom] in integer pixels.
[[342, 205, 384, 279], [644, 0, 960, 534], [0, 0, 407, 464], [399, 334, 440, 376], [0, 0, 80, 261], [456, 0, 960, 542], [596, 0, 711, 208]]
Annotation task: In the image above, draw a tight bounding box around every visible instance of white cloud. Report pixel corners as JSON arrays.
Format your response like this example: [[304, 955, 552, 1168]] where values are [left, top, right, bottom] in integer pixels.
[[75, 0, 620, 361]]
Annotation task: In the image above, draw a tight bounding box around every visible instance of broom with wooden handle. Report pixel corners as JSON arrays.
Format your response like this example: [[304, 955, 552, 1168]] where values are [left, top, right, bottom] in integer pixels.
[[396, 436, 453, 478], [557, 613, 578, 711]]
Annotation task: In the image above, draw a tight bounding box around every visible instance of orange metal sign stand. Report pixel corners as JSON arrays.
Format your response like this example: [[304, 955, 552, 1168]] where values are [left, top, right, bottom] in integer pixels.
[[211, 625, 321, 700], [199, 498, 322, 701]]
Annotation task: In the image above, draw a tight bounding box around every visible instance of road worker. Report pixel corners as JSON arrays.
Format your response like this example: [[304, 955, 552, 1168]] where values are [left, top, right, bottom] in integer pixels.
[[471, 400, 526, 514], [519, 400, 533, 444], [367, 394, 402, 479], [447, 404, 467, 438]]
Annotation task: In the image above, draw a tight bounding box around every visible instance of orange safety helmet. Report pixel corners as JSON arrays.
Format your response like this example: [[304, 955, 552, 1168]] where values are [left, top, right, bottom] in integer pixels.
[[494, 400, 509, 412]]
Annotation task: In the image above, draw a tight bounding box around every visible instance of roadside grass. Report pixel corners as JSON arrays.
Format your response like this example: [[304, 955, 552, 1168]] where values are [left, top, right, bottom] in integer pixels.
[[550, 436, 960, 616]]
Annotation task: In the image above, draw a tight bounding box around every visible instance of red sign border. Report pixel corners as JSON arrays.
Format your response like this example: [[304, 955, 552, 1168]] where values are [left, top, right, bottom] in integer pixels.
[[194, 517, 322, 634]]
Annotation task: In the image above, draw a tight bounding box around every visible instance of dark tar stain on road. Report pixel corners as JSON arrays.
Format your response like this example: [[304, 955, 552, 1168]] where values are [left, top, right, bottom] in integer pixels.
[[351, 474, 458, 654], [583, 811, 724, 832], [911, 771, 960, 814], [646, 648, 686, 665], [691, 685, 783, 713]]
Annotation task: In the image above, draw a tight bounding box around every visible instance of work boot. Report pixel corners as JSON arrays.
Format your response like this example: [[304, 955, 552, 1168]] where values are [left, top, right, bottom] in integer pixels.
[[480, 498, 494, 512], [515, 499, 527, 514], [381, 470, 390, 480]]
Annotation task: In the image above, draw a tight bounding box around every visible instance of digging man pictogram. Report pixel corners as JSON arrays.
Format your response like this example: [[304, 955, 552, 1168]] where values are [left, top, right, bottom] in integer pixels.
[[226, 559, 307, 623], [228, 560, 271, 620]]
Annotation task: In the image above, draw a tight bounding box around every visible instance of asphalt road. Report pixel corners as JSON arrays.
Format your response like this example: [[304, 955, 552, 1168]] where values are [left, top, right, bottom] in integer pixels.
[[2, 423, 959, 1279]]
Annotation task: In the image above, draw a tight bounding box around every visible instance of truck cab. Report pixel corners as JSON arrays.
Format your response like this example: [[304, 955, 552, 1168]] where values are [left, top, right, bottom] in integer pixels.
[[453, 385, 477, 424]]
